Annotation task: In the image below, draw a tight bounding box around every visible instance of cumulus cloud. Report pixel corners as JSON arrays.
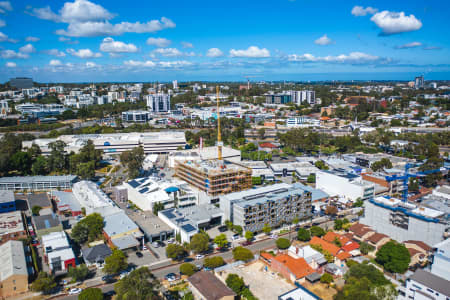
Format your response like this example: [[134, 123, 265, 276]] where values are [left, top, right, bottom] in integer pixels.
[[123, 59, 193, 68], [0, 1, 12, 14], [124, 60, 156, 67], [315, 34, 333, 45], [0, 50, 29, 59], [288, 51, 388, 65], [27, 1, 175, 37], [44, 49, 66, 57], [0, 31, 17, 43], [67, 48, 102, 58], [85, 61, 97, 68], [58, 36, 79, 44], [100, 37, 137, 53], [370, 11, 422, 35], [26, 36, 40, 42], [146, 37, 171, 47], [5, 61, 16, 68], [49, 59, 63, 66], [158, 60, 193, 68], [19, 44, 36, 53], [150, 47, 194, 57], [395, 42, 422, 49], [351, 6, 378, 16], [181, 41, 193, 48], [206, 48, 224, 57], [229, 46, 270, 58]]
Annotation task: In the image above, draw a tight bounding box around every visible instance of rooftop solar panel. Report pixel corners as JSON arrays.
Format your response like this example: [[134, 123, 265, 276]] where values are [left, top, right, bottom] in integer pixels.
[[128, 180, 140, 188], [139, 187, 149, 193], [181, 224, 196, 233], [162, 210, 176, 219]]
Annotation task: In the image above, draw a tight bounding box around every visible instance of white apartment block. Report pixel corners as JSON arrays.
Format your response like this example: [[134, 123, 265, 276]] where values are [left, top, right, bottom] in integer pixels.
[[146, 93, 171, 112]]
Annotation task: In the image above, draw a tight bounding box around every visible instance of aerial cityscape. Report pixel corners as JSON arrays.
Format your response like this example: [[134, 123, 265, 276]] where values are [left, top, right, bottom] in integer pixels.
[[0, 1, 449, 300]]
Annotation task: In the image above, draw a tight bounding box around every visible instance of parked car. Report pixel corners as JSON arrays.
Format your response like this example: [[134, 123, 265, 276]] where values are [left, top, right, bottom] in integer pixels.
[[136, 251, 143, 258], [218, 225, 228, 232], [104, 290, 116, 297], [232, 234, 240, 240], [167, 238, 175, 244], [195, 254, 204, 260], [184, 257, 193, 262], [152, 242, 160, 248], [241, 241, 253, 246], [165, 273, 177, 282], [68, 288, 82, 295], [270, 234, 278, 239]]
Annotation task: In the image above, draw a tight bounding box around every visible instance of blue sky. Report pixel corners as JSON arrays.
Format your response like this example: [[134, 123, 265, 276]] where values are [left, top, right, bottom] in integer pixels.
[[0, 0, 449, 82]]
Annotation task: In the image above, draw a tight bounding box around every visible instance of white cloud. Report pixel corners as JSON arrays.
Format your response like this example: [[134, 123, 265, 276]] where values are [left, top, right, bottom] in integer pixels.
[[151, 47, 183, 57], [85, 61, 97, 68], [146, 37, 171, 47], [158, 60, 193, 68], [0, 31, 17, 43], [5, 61, 15, 68], [28, 6, 60, 22], [288, 51, 386, 64], [229, 46, 270, 58], [395, 41, 422, 49], [55, 18, 175, 37], [206, 48, 224, 57], [100, 37, 137, 53], [67, 48, 102, 58], [58, 36, 79, 44], [314, 34, 333, 45], [59, 0, 114, 23], [26, 36, 40, 42], [370, 11, 422, 35], [0, 20, 5, 27], [44, 49, 66, 57], [124, 60, 156, 67], [49, 59, 62, 66], [0, 50, 28, 59], [19, 44, 36, 53], [351, 6, 378, 16], [181, 41, 193, 48], [0, 1, 12, 13]]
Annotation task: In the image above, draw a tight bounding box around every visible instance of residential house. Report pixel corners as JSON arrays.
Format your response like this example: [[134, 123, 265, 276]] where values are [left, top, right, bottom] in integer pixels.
[[323, 232, 360, 256], [0, 241, 28, 298], [261, 253, 315, 283], [187, 271, 236, 300], [41, 231, 75, 273], [348, 223, 375, 241], [288, 244, 327, 269], [309, 236, 351, 266], [324, 263, 346, 277], [403, 269, 450, 300], [367, 233, 390, 251], [278, 286, 322, 300], [81, 244, 112, 267]]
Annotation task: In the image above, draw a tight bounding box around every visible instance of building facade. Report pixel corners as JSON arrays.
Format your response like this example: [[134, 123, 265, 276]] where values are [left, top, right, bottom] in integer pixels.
[[0, 175, 78, 191], [146, 93, 170, 112], [0, 241, 28, 298]]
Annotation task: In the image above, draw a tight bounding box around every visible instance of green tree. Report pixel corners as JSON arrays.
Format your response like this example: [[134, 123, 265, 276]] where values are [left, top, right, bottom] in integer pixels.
[[71, 213, 104, 244], [245, 231, 254, 242], [104, 249, 128, 275], [262, 224, 271, 235], [31, 156, 48, 175], [152, 202, 164, 216], [166, 244, 186, 260], [276, 238, 291, 249], [120, 146, 144, 179], [297, 228, 311, 241], [204, 256, 225, 269], [68, 264, 89, 282], [320, 273, 334, 285], [78, 288, 103, 300], [257, 128, 266, 140], [190, 233, 209, 253], [310, 226, 325, 237], [233, 225, 243, 236], [114, 267, 160, 300], [409, 178, 420, 193], [375, 241, 410, 273], [214, 234, 228, 249], [31, 272, 56, 294], [225, 274, 245, 294], [232, 246, 254, 261], [359, 242, 375, 255], [47, 140, 67, 172], [352, 198, 364, 208], [314, 160, 329, 170], [180, 263, 197, 276], [307, 173, 316, 183], [31, 205, 42, 216]]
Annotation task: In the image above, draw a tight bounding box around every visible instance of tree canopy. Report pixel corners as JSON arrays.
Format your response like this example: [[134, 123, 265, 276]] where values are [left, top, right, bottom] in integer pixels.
[[166, 244, 186, 260], [71, 213, 104, 245], [190, 232, 210, 253], [310, 226, 325, 237], [120, 146, 144, 179], [297, 228, 311, 241], [180, 263, 197, 276], [78, 288, 103, 300], [276, 238, 291, 249], [232, 246, 254, 261], [375, 241, 411, 274], [104, 249, 128, 275], [31, 272, 56, 294], [114, 267, 160, 300]]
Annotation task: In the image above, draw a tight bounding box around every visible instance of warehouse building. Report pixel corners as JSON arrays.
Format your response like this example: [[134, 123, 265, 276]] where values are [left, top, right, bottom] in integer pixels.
[[0, 240, 29, 298], [0, 175, 77, 191]]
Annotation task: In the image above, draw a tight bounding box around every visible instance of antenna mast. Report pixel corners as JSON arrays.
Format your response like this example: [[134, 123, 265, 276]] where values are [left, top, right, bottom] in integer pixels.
[[216, 85, 223, 160]]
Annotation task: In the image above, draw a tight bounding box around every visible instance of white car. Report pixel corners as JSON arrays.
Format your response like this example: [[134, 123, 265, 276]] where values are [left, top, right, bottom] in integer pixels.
[[167, 238, 175, 244], [68, 288, 82, 295], [143, 245, 148, 250], [270, 234, 278, 239], [119, 272, 129, 279], [152, 242, 160, 248], [195, 254, 204, 260]]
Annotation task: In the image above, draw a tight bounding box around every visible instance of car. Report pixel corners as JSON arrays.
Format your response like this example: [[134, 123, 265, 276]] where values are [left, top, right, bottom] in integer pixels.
[[152, 242, 160, 248], [104, 290, 116, 297], [270, 234, 278, 239], [165, 273, 177, 281], [218, 225, 228, 232], [167, 238, 175, 244], [136, 251, 143, 258], [68, 288, 82, 295], [183, 257, 193, 262], [241, 241, 252, 246], [119, 272, 129, 279], [232, 234, 240, 241], [142, 245, 148, 250], [195, 254, 204, 260]]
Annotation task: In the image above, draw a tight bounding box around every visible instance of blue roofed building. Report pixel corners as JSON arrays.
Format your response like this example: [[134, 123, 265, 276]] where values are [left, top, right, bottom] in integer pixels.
[[0, 190, 16, 213]]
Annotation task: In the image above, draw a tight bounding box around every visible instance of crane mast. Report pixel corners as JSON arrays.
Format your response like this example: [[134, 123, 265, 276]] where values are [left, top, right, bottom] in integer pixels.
[[216, 85, 223, 160]]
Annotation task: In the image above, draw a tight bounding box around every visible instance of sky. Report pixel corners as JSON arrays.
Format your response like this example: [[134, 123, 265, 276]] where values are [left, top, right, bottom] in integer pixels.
[[0, 0, 449, 82]]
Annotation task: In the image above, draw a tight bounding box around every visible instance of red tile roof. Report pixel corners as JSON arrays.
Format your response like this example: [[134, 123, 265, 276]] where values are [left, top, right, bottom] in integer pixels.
[[404, 240, 432, 252], [310, 237, 351, 261], [323, 232, 351, 245], [260, 252, 273, 261], [259, 142, 278, 148], [367, 233, 389, 244], [349, 223, 373, 237], [273, 254, 315, 279], [342, 241, 360, 252]]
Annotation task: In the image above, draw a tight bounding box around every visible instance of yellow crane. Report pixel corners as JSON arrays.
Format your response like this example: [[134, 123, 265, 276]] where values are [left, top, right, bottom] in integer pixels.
[[216, 85, 223, 160]]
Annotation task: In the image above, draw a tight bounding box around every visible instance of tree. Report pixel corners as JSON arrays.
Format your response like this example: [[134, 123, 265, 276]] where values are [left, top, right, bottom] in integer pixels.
[[31, 272, 56, 294], [262, 224, 271, 235], [31, 205, 42, 216], [78, 288, 103, 300], [257, 128, 266, 140], [232, 246, 254, 261], [190, 233, 209, 253], [409, 178, 420, 193], [310, 226, 325, 237], [233, 225, 243, 236], [31, 156, 48, 175], [307, 173, 316, 183], [204, 256, 225, 269], [276, 238, 291, 249], [334, 218, 349, 230], [180, 263, 197, 276], [320, 273, 333, 285], [214, 234, 228, 249], [359, 242, 375, 255], [225, 274, 245, 295], [371, 158, 393, 172], [114, 267, 160, 300], [375, 241, 410, 273], [352, 198, 364, 208], [245, 231, 254, 242], [68, 264, 89, 282], [71, 213, 104, 244], [166, 244, 186, 260], [314, 160, 329, 170], [120, 146, 144, 179], [297, 228, 311, 241], [104, 249, 128, 275], [152, 202, 164, 216], [47, 140, 67, 172]]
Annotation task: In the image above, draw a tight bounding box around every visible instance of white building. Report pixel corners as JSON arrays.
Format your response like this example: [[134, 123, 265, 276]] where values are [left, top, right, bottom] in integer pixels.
[[123, 177, 198, 211], [431, 239, 450, 280], [72, 181, 121, 217], [287, 90, 316, 105], [286, 117, 320, 128], [41, 231, 76, 273], [316, 169, 375, 201], [146, 93, 170, 112], [403, 269, 450, 300]]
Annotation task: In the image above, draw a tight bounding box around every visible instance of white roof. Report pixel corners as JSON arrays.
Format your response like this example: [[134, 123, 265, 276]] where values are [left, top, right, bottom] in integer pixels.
[[0, 211, 24, 235], [373, 196, 402, 207], [411, 206, 444, 218], [42, 231, 70, 250], [0, 240, 27, 280], [47, 247, 75, 263]]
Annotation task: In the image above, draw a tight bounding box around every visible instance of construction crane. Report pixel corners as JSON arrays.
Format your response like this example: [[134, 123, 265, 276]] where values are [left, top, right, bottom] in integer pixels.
[[216, 85, 223, 161], [243, 75, 258, 90], [385, 163, 446, 202]]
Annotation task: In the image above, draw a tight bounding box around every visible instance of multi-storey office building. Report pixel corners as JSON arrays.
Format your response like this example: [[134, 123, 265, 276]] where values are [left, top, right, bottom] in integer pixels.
[[121, 110, 152, 123], [220, 183, 312, 232], [0, 175, 78, 191], [265, 93, 292, 104], [146, 93, 171, 112]]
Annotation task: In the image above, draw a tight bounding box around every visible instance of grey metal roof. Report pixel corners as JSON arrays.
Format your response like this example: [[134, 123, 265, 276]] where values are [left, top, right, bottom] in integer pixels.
[[410, 269, 450, 297], [0, 175, 77, 183], [28, 193, 51, 208], [0, 190, 14, 203], [111, 235, 138, 250], [103, 211, 138, 236], [32, 213, 61, 230], [53, 191, 81, 212], [0, 240, 27, 281], [294, 183, 329, 202]]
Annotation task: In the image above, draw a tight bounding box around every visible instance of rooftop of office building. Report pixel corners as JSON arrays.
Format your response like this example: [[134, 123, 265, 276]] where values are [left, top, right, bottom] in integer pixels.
[[177, 159, 250, 175]]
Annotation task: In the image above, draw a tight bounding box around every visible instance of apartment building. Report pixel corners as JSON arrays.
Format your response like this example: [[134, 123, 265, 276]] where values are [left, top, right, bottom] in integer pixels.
[[146, 93, 170, 112], [220, 183, 312, 232]]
